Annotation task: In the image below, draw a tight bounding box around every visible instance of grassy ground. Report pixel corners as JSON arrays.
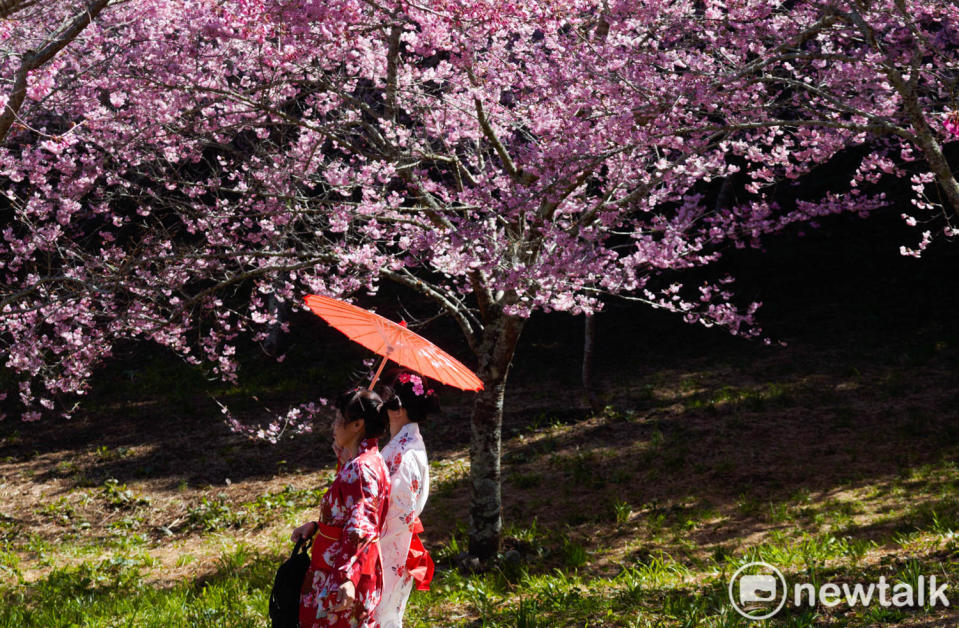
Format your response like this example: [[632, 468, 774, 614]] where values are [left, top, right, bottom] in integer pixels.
[[1, 337, 958, 626], [2, 212, 959, 626]]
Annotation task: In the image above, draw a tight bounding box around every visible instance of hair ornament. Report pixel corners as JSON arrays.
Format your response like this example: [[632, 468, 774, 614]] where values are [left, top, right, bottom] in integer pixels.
[[397, 372, 433, 397]]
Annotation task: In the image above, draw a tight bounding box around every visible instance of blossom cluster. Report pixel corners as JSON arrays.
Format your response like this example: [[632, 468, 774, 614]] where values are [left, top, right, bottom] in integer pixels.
[[218, 399, 324, 444], [0, 0, 957, 426]]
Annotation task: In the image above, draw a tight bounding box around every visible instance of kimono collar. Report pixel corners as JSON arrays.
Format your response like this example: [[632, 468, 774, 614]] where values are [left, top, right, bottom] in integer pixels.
[[357, 437, 379, 455], [395, 421, 420, 441]]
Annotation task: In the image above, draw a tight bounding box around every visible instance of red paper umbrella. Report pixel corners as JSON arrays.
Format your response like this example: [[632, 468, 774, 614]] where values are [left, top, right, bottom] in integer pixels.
[[303, 294, 484, 391]]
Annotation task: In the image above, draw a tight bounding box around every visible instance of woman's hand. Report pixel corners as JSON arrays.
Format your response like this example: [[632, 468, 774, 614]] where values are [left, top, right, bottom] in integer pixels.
[[331, 581, 356, 613], [291, 521, 317, 543]]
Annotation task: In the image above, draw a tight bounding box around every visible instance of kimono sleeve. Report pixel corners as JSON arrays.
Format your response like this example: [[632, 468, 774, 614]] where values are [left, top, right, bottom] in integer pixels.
[[333, 460, 385, 588]]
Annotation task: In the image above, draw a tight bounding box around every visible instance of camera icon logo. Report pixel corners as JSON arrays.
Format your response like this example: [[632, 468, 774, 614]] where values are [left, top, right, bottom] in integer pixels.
[[729, 562, 787, 620], [739, 574, 777, 603]]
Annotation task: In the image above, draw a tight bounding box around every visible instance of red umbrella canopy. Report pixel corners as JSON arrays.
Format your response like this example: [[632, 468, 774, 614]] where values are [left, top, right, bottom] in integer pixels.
[[303, 294, 484, 391]]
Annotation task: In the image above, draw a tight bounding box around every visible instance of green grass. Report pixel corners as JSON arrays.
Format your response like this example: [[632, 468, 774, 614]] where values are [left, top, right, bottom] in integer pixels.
[[3, 471, 958, 627], [6, 343, 959, 627], [0, 546, 275, 627]]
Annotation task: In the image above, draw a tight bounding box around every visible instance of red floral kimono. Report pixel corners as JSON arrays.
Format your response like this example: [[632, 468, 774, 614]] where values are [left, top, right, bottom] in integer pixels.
[[299, 437, 391, 628]]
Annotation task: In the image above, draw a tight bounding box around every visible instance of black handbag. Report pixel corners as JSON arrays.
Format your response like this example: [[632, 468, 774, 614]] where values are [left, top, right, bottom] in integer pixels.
[[269, 538, 312, 628]]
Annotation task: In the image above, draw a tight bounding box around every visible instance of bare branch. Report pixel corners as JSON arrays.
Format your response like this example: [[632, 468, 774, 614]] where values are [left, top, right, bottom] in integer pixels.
[[676, 117, 914, 140], [0, 276, 109, 313], [380, 267, 481, 352]]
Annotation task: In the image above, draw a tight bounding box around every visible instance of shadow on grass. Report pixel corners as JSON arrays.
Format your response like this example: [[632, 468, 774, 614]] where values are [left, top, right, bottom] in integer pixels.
[[485, 352, 959, 571]]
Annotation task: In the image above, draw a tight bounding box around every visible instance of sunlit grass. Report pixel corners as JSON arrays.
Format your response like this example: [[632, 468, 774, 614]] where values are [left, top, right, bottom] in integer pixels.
[[5, 349, 959, 626], [0, 546, 275, 627]]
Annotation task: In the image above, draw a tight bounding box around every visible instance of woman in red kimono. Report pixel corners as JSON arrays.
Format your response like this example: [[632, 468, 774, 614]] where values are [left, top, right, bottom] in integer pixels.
[[291, 388, 391, 628]]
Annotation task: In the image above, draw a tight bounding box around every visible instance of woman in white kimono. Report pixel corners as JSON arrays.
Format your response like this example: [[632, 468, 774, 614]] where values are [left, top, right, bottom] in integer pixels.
[[374, 369, 438, 628]]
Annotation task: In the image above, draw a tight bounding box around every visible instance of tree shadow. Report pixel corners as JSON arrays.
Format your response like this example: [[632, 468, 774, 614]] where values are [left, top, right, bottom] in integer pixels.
[[491, 344, 959, 562]]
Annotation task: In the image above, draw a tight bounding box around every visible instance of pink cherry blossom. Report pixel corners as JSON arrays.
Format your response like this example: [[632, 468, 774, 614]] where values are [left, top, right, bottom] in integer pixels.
[[945, 111, 959, 138], [1, 0, 958, 558]]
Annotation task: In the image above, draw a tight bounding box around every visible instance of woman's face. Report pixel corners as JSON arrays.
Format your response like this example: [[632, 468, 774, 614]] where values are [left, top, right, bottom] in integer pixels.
[[332, 411, 361, 448]]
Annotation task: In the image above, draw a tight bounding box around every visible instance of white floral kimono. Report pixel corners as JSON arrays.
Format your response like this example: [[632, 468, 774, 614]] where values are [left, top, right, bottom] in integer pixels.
[[374, 422, 430, 628]]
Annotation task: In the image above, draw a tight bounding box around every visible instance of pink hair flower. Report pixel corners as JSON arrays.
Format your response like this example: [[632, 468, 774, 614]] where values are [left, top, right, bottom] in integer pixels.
[[397, 372, 426, 396]]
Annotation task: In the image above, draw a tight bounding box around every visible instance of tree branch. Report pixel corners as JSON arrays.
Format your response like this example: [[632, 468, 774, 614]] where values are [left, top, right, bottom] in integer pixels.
[[384, 23, 402, 121], [473, 95, 535, 185], [380, 267, 481, 352], [0, 0, 111, 144], [0, 0, 40, 19], [182, 257, 333, 309]]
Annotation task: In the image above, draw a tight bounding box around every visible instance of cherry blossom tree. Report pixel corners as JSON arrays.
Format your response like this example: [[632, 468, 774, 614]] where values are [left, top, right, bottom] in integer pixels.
[[2, 0, 957, 558], [716, 0, 959, 257]]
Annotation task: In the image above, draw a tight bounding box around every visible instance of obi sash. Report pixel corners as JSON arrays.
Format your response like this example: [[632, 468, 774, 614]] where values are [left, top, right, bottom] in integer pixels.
[[310, 521, 380, 581], [406, 518, 434, 591]]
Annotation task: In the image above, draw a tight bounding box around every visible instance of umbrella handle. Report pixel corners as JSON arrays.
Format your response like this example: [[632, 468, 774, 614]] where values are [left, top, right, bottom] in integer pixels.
[[369, 354, 390, 390]]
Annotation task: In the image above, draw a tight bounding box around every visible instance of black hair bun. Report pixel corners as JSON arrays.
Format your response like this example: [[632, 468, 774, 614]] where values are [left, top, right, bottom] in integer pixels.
[[334, 388, 387, 439]]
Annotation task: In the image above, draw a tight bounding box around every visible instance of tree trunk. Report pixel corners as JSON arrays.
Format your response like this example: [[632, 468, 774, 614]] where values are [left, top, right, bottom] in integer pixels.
[[582, 313, 600, 413], [262, 290, 288, 357], [889, 71, 959, 215], [467, 313, 524, 560]]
